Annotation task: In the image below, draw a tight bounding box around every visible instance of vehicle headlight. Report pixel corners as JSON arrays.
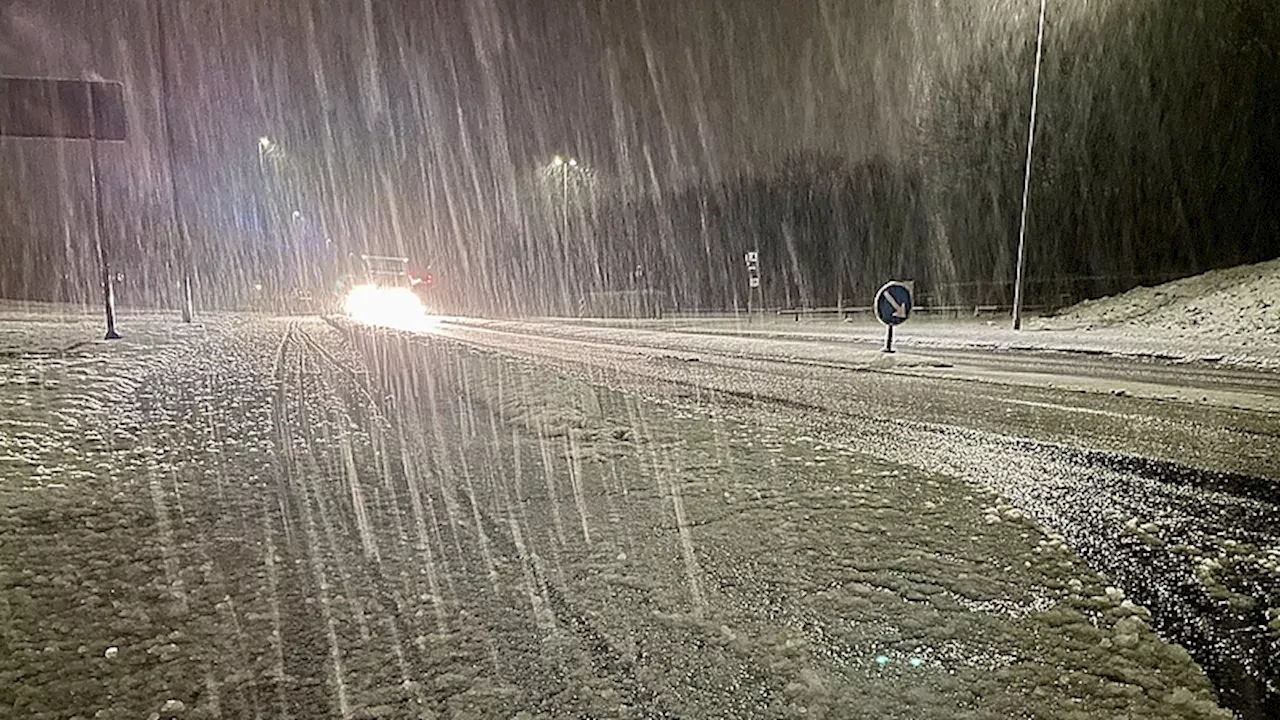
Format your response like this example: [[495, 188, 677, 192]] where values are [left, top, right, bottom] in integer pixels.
[[341, 285, 433, 330]]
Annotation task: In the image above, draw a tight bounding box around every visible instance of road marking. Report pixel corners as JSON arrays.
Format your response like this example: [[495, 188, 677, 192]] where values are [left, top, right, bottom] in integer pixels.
[[997, 397, 1136, 419]]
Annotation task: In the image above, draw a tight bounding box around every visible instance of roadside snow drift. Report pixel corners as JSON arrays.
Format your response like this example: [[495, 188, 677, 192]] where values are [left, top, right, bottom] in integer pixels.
[[1038, 258, 1280, 341]]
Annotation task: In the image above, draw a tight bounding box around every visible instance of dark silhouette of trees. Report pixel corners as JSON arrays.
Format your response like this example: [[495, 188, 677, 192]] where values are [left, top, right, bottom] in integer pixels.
[[917, 0, 1280, 306]]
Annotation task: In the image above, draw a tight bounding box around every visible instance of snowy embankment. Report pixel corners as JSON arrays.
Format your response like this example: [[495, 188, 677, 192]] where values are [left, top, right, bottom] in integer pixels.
[[1034, 258, 1280, 355], [0, 302, 207, 355], [0, 303, 113, 354]]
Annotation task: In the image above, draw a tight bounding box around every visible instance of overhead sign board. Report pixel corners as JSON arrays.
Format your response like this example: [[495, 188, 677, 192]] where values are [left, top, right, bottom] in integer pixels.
[[874, 281, 913, 326], [0, 77, 126, 141]]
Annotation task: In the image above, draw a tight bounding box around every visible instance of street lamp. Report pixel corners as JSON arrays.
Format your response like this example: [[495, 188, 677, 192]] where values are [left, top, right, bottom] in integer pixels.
[[545, 155, 594, 308], [549, 155, 583, 247], [255, 136, 273, 220], [1012, 0, 1048, 331], [258, 136, 273, 173], [255, 136, 280, 302], [156, 0, 194, 323]]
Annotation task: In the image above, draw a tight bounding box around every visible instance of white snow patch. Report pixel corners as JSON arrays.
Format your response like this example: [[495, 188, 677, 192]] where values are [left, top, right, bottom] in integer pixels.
[[1037, 257, 1280, 344]]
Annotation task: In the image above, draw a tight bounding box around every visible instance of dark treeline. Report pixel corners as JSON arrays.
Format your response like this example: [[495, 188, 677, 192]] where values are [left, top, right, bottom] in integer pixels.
[[516, 155, 929, 314], [917, 0, 1280, 309], [504, 0, 1280, 315]]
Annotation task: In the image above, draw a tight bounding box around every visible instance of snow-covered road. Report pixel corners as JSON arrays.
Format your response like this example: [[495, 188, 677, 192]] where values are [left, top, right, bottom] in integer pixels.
[[2, 310, 1273, 719], [413, 316, 1280, 718]]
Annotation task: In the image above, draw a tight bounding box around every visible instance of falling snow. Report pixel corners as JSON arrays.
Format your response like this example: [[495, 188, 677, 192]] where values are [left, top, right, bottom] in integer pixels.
[[2, 1, 1279, 718]]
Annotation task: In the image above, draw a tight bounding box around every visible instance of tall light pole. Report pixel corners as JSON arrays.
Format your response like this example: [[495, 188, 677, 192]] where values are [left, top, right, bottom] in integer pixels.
[[257, 136, 272, 231], [551, 155, 578, 243], [1012, 0, 1048, 331], [257, 136, 272, 243], [256, 136, 278, 302], [549, 155, 584, 310], [155, 0, 194, 323], [86, 88, 121, 340]]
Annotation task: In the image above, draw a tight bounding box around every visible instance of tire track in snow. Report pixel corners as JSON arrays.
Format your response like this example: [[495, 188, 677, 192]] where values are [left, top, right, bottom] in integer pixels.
[[334, 322, 690, 719], [274, 323, 354, 719]]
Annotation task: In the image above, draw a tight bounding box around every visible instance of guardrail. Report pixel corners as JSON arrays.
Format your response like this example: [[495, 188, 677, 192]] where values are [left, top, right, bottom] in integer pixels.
[[658, 304, 1056, 321], [772, 305, 1053, 321]]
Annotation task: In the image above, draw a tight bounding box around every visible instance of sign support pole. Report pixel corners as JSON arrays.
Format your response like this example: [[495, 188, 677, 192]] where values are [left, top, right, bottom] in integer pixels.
[[87, 90, 121, 340], [2, 76, 126, 339], [874, 280, 912, 353]]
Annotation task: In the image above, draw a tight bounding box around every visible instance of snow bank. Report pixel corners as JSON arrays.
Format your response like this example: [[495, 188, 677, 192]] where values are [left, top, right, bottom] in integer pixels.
[[0, 305, 107, 354], [1037, 257, 1280, 341], [0, 302, 207, 356]]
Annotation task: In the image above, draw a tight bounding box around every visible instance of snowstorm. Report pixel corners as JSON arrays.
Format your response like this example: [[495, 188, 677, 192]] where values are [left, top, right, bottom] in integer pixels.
[[1, 1, 1278, 719]]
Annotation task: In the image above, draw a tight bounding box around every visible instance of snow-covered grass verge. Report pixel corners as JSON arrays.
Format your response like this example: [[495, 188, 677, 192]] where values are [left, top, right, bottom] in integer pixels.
[[435, 316, 952, 370], [0, 309, 298, 719], [520, 258, 1280, 368]]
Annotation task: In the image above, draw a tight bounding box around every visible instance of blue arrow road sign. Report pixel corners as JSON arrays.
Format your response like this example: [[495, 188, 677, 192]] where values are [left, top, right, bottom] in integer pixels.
[[875, 281, 913, 326]]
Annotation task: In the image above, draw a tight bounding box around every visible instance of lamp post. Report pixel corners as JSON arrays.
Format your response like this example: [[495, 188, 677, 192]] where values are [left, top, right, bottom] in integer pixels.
[[87, 88, 121, 340], [255, 136, 279, 303], [551, 155, 578, 244], [549, 155, 586, 309], [155, 0, 194, 323], [256, 137, 272, 237], [1012, 0, 1048, 331]]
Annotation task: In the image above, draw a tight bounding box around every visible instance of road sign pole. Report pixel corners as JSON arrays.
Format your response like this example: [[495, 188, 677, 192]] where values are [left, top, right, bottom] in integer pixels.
[[874, 280, 912, 353], [2, 76, 126, 338], [87, 92, 121, 340]]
